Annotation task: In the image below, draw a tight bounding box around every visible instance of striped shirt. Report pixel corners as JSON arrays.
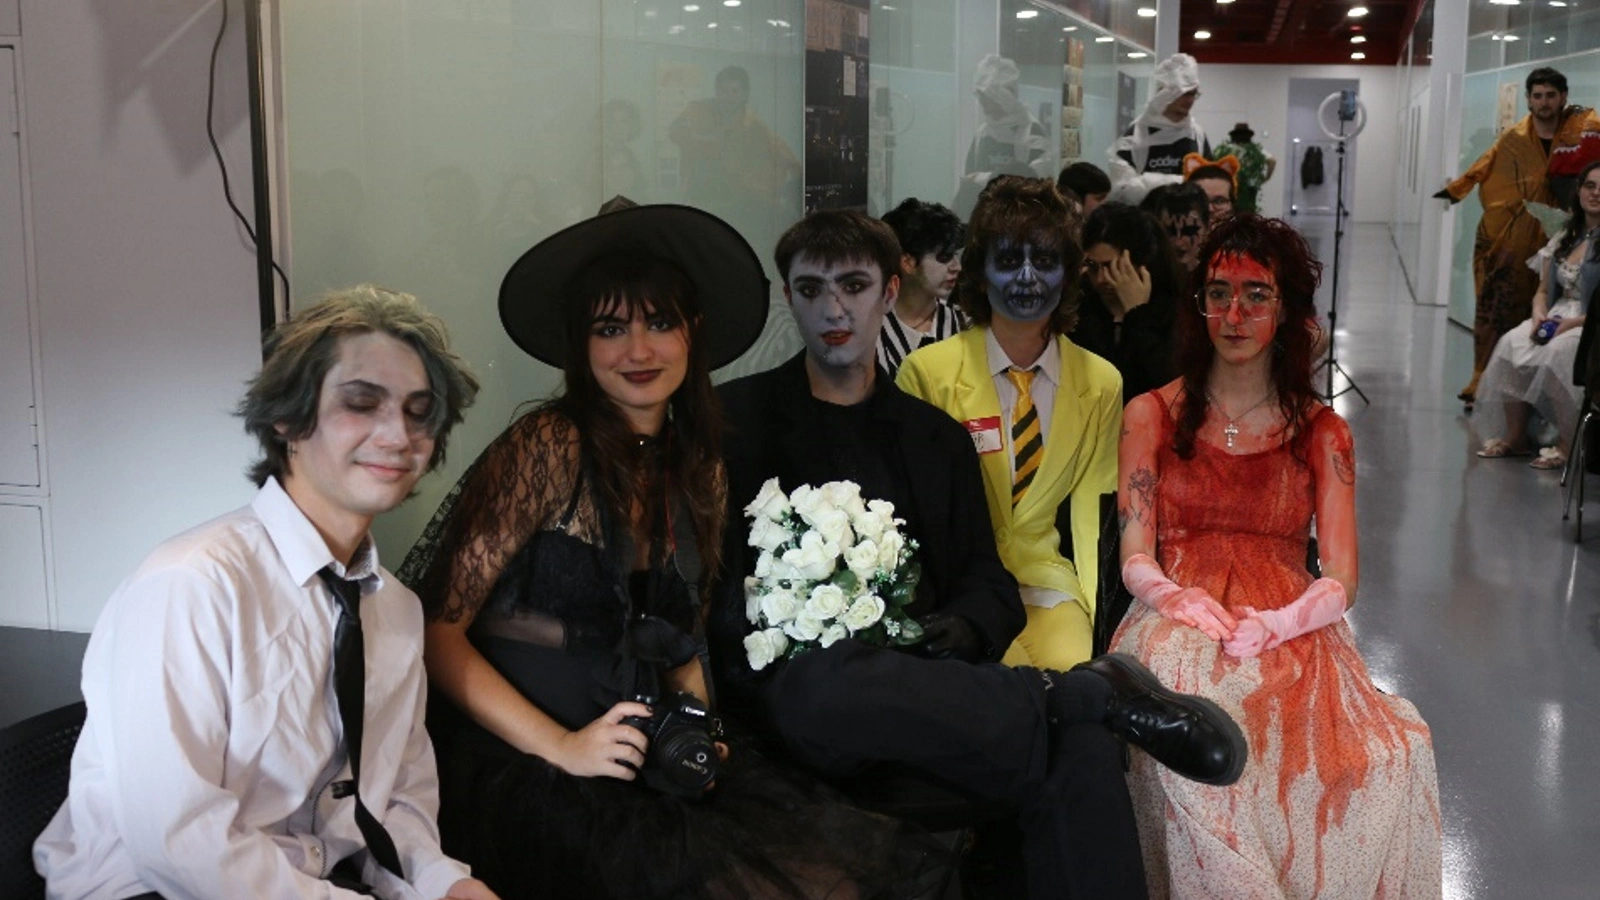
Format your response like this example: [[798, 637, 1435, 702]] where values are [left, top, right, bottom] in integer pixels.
[[878, 301, 969, 378]]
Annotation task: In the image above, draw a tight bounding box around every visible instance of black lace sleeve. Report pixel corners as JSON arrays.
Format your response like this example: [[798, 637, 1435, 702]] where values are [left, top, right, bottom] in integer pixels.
[[398, 407, 585, 625]]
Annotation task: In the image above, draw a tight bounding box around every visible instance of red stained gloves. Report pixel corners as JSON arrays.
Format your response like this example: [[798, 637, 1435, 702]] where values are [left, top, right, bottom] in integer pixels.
[[1221, 577, 1347, 658]]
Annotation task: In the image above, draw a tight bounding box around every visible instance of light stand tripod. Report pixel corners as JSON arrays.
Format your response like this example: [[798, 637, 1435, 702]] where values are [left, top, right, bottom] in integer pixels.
[[1318, 92, 1370, 405]]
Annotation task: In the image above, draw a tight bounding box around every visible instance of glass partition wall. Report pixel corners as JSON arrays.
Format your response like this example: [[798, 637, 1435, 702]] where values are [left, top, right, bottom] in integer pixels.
[[1449, 0, 1600, 327], [271, 0, 1154, 555]]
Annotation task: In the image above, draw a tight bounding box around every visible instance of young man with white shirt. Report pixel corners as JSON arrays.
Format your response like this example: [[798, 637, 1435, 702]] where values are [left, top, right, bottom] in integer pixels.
[[900, 176, 1122, 670], [34, 286, 499, 900]]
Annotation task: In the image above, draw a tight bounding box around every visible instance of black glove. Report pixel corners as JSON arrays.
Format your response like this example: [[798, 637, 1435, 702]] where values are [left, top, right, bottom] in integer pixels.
[[914, 613, 984, 662], [1432, 187, 1457, 204]]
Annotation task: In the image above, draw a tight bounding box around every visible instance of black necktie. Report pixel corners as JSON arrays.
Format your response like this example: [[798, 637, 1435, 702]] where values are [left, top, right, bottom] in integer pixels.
[[318, 568, 405, 881]]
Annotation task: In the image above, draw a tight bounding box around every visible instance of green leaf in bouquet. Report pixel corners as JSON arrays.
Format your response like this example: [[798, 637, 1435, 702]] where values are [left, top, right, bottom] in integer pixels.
[[886, 565, 921, 607], [831, 569, 861, 594]]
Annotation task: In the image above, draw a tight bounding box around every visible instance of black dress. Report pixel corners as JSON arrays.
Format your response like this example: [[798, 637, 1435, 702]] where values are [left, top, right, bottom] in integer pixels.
[[399, 408, 909, 900]]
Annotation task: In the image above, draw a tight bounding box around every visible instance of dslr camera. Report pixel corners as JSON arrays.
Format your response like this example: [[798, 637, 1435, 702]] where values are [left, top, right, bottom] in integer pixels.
[[621, 690, 719, 798]]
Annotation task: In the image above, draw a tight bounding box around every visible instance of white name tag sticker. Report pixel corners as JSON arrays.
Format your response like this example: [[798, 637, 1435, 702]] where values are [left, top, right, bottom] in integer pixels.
[[964, 416, 1004, 454]]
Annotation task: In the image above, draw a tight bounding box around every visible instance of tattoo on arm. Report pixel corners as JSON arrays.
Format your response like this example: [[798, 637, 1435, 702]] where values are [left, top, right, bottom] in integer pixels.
[[1329, 427, 1355, 486], [1127, 467, 1158, 527]]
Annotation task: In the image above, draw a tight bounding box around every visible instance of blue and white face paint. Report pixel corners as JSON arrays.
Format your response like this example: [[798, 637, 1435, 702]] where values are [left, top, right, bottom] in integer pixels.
[[984, 239, 1066, 323]]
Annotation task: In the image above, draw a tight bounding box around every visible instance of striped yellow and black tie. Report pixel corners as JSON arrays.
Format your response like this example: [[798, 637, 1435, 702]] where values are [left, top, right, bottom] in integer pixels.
[[1006, 368, 1041, 505]]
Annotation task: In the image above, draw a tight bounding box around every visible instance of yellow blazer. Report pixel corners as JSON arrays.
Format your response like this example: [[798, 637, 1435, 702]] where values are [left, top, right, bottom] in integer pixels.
[[897, 329, 1122, 622]]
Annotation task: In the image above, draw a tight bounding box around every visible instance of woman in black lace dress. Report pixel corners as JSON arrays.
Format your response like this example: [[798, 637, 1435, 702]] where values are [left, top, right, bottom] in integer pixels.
[[398, 203, 905, 900]]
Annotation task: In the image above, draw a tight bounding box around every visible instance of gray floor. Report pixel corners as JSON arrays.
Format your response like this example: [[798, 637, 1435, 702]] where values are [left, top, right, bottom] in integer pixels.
[[1328, 224, 1599, 900], [3, 225, 1596, 897]]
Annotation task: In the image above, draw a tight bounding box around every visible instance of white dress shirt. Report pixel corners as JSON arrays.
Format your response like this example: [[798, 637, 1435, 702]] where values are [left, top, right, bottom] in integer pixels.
[[985, 326, 1061, 472], [34, 478, 470, 900], [985, 328, 1071, 610]]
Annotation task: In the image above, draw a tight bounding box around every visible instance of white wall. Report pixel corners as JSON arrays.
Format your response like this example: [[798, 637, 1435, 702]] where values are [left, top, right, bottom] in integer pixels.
[[20, 0, 261, 630], [1197, 64, 1401, 225]]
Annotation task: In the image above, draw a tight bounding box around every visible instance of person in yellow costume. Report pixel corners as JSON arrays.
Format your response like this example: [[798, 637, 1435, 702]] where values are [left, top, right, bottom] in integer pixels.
[[1440, 67, 1600, 408], [900, 177, 1121, 669]]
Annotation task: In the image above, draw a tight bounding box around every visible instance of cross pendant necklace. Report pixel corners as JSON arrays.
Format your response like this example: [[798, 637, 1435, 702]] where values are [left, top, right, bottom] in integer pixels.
[[1205, 389, 1275, 450]]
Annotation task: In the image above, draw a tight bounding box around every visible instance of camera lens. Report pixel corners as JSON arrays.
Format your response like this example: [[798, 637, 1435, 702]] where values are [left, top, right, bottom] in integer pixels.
[[654, 724, 717, 791]]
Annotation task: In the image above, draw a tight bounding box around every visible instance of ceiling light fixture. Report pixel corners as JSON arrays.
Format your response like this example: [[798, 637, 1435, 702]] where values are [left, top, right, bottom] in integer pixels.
[[1488, 0, 1520, 5], [1217, 0, 1235, 5], [707, 21, 718, 28], [1547, 35, 1558, 42], [1351, 51, 1366, 59], [1194, 29, 1212, 39], [1128, 51, 1149, 58], [1348, 6, 1369, 16], [1016, 9, 1039, 18], [1550, 0, 1569, 6], [724, 0, 741, 6], [1095, 35, 1115, 42], [683, 3, 699, 10], [1137, 7, 1157, 17], [1502, 33, 1521, 40], [1063, 25, 1078, 31], [1351, 35, 1366, 43]]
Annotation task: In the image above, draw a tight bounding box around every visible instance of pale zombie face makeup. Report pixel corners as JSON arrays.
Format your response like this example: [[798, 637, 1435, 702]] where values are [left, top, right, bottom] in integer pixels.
[[283, 332, 437, 536], [984, 239, 1067, 323], [1204, 253, 1282, 365], [786, 254, 896, 371]]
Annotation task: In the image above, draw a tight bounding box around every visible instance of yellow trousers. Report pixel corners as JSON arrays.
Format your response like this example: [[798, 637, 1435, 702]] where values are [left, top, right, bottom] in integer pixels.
[[1000, 602, 1093, 670]]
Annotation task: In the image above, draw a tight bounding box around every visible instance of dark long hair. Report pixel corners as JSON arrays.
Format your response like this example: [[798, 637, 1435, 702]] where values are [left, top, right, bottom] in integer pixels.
[[1080, 202, 1186, 315], [1555, 160, 1600, 262], [1171, 214, 1322, 460], [551, 253, 726, 580]]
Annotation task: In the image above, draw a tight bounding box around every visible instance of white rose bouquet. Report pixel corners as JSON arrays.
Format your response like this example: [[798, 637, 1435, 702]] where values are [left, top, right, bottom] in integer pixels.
[[741, 478, 924, 671]]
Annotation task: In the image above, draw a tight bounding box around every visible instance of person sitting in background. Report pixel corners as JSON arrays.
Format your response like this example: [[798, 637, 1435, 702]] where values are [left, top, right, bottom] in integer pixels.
[[35, 287, 496, 900], [714, 206, 1248, 900], [1183, 161, 1237, 223], [1058, 161, 1112, 217], [878, 197, 969, 378], [1475, 159, 1599, 470], [899, 176, 1121, 670], [399, 201, 909, 900], [1112, 213, 1440, 898], [1072, 203, 1185, 403], [1141, 182, 1213, 283]]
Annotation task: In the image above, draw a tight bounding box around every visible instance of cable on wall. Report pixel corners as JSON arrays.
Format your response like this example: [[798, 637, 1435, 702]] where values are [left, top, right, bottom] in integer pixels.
[[207, 0, 291, 304]]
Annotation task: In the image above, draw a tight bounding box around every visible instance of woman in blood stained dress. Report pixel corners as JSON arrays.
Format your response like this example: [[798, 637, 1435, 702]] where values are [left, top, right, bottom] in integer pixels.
[[1109, 214, 1441, 899]]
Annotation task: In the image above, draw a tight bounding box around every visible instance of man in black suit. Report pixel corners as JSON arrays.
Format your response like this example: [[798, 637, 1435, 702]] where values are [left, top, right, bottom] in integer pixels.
[[713, 210, 1246, 900]]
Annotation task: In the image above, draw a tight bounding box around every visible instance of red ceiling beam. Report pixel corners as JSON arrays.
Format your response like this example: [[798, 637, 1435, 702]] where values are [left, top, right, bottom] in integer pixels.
[[1264, 0, 1295, 43]]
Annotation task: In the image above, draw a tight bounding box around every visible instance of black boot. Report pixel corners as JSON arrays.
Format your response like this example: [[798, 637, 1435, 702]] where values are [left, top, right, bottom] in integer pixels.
[[1073, 653, 1247, 786]]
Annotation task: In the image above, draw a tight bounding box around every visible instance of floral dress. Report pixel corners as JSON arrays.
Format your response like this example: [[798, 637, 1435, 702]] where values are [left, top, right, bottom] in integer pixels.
[[1111, 393, 1441, 899]]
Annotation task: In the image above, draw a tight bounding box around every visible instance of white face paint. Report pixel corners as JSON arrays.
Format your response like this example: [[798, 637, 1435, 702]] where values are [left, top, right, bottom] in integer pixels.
[[984, 239, 1066, 323], [785, 254, 897, 372]]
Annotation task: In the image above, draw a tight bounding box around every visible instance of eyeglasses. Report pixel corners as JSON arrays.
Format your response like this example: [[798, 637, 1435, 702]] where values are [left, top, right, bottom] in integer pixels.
[[1207, 196, 1234, 209], [1168, 223, 1203, 239], [1199, 284, 1278, 319]]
